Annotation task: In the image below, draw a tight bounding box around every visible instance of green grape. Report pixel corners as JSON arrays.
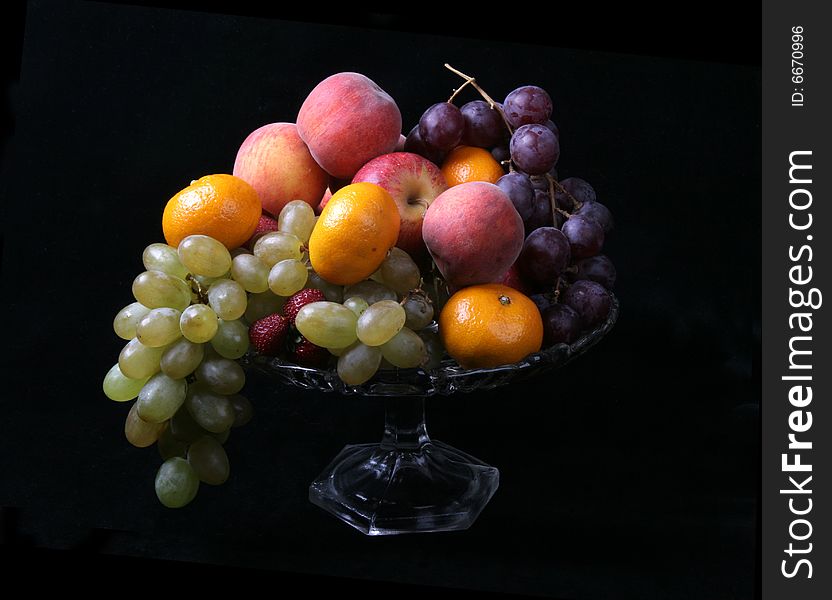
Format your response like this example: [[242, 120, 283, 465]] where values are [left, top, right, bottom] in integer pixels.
[[177, 235, 232, 278], [343, 296, 369, 317], [328, 342, 355, 357], [419, 329, 446, 370], [307, 271, 343, 303], [170, 405, 207, 443], [244, 290, 285, 323], [380, 247, 421, 295], [124, 402, 166, 448], [337, 343, 382, 385], [132, 270, 191, 311], [142, 243, 188, 279], [356, 300, 406, 346], [187, 435, 230, 485], [155, 457, 199, 508], [343, 280, 397, 305], [136, 307, 182, 348], [118, 338, 165, 379], [278, 200, 316, 243], [380, 327, 427, 368], [113, 302, 152, 340], [195, 356, 245, 395], [185, 384, 236, 433], [212, 428, 231, 444], [160, 338, 204, 379], [230, 253, 269, 293], [403, 292, 435, 330], [211, 319, 249, 359], [379, 357, 397, 370], [136, 372, 188, 423], [295, 301, 358, 348], [268, 259, 308, 297], [230, 246, 251, 258], [207, 278, 247, 320], [253, 231, 302, 268], [229, 394, 253, 428], [157, 424, 188, 460], [180, 304, 219, 343], [103, 363, 149, 402], [368, 268, 387, 284]]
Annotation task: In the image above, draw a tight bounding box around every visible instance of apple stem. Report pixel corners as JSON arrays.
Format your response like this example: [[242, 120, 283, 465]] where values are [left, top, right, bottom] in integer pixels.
[[444, 64, 515, 136]]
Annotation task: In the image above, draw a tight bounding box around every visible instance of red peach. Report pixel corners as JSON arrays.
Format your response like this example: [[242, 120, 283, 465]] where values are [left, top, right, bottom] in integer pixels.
[[297, 72, 402, 180], [233, 122, 328, 217], [423, 182, 524, 288]]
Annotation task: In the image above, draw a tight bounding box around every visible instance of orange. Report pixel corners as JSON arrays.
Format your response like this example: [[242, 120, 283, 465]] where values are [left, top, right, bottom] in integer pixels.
[[162, 174, 261, 249], [438, 283, 543, 369], [440, 145, 506, 187], [308, 182, 401, 286]]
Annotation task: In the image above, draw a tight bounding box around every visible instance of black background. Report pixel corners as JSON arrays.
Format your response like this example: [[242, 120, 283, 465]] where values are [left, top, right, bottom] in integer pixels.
[[0, 1, 761, 598]]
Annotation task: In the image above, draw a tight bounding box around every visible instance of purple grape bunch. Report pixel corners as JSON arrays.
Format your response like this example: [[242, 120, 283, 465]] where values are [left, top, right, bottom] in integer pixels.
[[405, 67, 618, 348]]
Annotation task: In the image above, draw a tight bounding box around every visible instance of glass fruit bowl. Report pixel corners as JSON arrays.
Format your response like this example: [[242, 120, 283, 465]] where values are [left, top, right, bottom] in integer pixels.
[[240, 294, 618, 535]]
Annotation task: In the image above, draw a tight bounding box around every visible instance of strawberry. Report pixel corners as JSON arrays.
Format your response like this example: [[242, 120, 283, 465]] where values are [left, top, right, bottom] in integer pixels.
[[248, 313, 289, 356], [283, 288, 326, 324], [245, 213, 280, 250], [290, 336, 330, 368]]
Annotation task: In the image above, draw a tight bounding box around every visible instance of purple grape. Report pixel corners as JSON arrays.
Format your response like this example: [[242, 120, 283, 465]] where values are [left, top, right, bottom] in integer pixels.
[[544, 119, 559, 139], [510, 124, 560, 175], [562, 215, 604, 259], [404, 125, 446, 166], [503, 85, 553, 128], [561, 280, 611, 329], [460, 100, 505, 148], [517, 227, 571, 289], [418, 102, 464, 152], [496, 172, 534, 222], [491, 145, 510, 164], [555, 177, 596, 212], [530, 293, 555, 314], [574, 200, 614, 234], [541, 303, 582, 345], [525, 189, 555, 233], [530, 175, 550, 191], [571, 255, 616, 290]]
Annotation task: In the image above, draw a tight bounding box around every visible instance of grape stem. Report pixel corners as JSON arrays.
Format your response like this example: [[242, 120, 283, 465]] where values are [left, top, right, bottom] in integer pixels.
[[444, 64, 515, 136], [447, 78, 474, 104], [186, 273, 209, 304], [549, 175, 583, 211]]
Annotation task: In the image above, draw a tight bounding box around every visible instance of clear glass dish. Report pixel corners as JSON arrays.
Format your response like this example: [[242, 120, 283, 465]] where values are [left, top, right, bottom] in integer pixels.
[[241, 295, 618, 535]]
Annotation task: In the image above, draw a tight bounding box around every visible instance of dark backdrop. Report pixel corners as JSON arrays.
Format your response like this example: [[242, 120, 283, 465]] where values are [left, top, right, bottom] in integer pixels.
[[0, 1, 760, 598]]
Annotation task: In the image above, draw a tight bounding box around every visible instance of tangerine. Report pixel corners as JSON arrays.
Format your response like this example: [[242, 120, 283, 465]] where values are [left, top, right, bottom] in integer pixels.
[[440, 145, 505, 187], [438, 283, 543, 369], [308, 182, 401, 286], [162, 174, 261, 250]]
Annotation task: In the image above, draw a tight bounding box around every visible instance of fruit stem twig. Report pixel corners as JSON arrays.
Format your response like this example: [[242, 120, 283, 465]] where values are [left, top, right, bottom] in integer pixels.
[[444, 64, 515, 136], [549, 175, 583, 211], [186, 273, 209, 304], [447, 78, 474, 104]]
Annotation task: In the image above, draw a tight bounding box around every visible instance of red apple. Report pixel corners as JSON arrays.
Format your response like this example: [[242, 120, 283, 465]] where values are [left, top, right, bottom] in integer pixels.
[[352, 152, 448, 260], [297, 72, 402, 180], [423, 181, 524, 288], [316, 187, 332, 215], [499, 262, 534, 295], [233, 122, 328, 217]]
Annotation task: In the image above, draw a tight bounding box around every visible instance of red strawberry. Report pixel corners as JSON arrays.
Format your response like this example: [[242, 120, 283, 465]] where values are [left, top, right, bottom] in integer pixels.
[[283, 288, 326, 324], [248, 313, 289, 356], [291, 336, 330, 368], [245, 213, 280, 250]]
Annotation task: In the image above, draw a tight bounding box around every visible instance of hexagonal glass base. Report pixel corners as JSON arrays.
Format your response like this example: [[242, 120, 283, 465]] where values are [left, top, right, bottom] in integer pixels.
[[309, 398, 499, 535]]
